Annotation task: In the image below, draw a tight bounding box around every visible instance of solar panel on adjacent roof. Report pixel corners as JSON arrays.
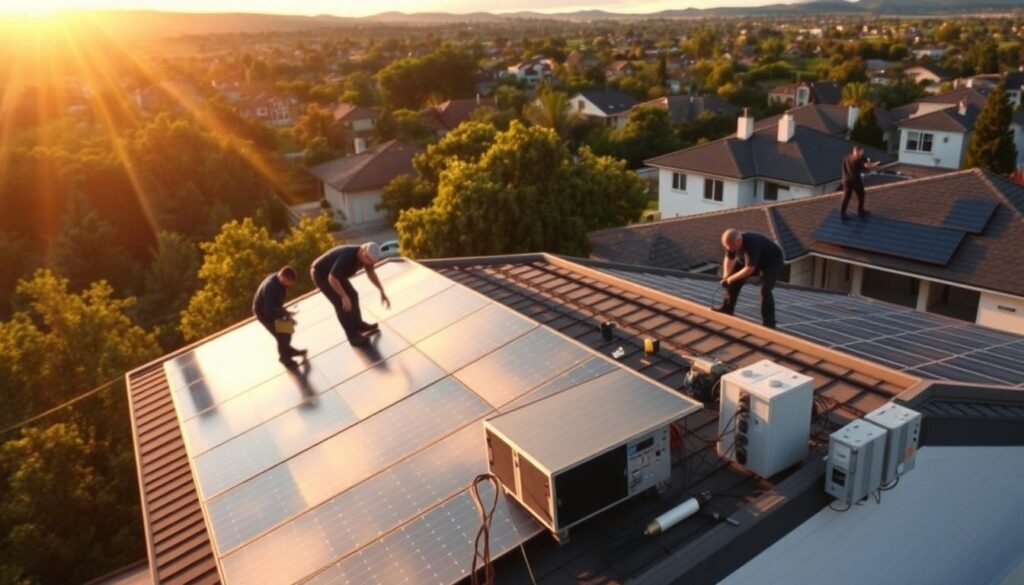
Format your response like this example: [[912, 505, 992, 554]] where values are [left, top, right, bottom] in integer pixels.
[[161, 259, 703, 584], [812, 210, 966, 266], [941, 198, 999, 234]]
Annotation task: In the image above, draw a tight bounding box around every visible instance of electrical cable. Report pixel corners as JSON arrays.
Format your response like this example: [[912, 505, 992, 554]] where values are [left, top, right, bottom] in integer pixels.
[[880, 476, 899, 491], [0, 377, 121, 436], [470, 473, 537, 585]]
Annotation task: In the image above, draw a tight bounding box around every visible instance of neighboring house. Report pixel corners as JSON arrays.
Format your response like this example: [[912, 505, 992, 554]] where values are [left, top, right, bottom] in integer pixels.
[[238, 91, 298, 126], [903, 64, 951, 88], [646, 111, 892, 218], [211, 78, 242, 102], [569, 90, 638, 129], [590, 168, 1024, 335], [564, 50, 600, 71], [881, 87, 990, 154], [1002, 69, 1024, 107], [605, 60, 637, 80], [636, 94, 738, 124], [506, 56, 554, 87], [755, 104, 865, 138], [419, 96, 497, 136], [124, 249, 1024, 585], [132, 80, 202, 115], [897, 101, 978, 170], [332, 102, 378, 152], [306, 140, 419, 227], [768, 81, 842, 108], [911, 46, 947, 60]]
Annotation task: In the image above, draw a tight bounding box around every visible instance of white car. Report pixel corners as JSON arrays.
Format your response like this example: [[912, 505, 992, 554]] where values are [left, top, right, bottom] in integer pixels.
[[380, 240, 401, 258]]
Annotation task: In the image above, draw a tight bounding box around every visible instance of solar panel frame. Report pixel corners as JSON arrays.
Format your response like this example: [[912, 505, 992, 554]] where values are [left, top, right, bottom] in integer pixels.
[[941, 198, 999, 234], [812, 210, 966, 266]]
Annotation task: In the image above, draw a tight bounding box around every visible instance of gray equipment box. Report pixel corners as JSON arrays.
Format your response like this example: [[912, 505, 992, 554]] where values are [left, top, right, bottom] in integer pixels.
[[865, 402, 921, 485], [484, 369, 700, 541], [826, 420, 886, 505]]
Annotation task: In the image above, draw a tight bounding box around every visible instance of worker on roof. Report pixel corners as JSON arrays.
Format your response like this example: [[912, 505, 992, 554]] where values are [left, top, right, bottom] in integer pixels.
[[253, 266, 307, 369], [714, 229, 785, 329], [310, 242, 390, 347], [840, 145, 880, 221]]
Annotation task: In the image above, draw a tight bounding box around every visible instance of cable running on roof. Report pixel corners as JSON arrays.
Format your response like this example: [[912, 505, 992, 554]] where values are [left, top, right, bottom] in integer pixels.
[[0, 377, 120, 436]]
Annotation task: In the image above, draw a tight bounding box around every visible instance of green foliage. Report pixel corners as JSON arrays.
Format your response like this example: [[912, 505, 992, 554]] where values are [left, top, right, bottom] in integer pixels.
[[341, 72, 376, 106], [135, 231, 201, 349], [849, 106, 886, 150], [964, 83, 1018, 175], [376, 109, 437, 147], [302, 136, 340, 166], [876, 79, 927, 110], [0, 422, 143, 583], [179, 214, 335, 341], [970, 39, 1000, 75], [377, 46, 476, 110], [46, 195, 131, 292], [588, 106, 679, 169], [524, 88, 579, 139], [292, 104, 337, 148], [397, 122, 646, 259], [840, 82, 871, 108], [825, 58, 868, 84], [0, 233, 32, 317]]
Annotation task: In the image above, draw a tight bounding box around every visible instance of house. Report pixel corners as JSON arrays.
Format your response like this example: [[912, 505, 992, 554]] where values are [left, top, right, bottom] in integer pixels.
[[897, 101, 979, 169], [237, 91, 298, 126], [419, 96, 497, 136], [768, 81, 842, 108], [911, 46, 947, 60], [647, 111, 892, 218], [605, 60, 637, 80], [591, 168, 1024, 335], [755, 104, 866, 139], [881, 87, 989, 156], [132, 80, 202, 115], [124, 250, 1024, 585], [637, 95, 738, 125], [569, 90, 638, 129], [306, 141, 419, 227], [332, 102, 378, 152], [903, 64, 951, 88], [506, 56, 554, 87], [211, 78, 243, 102], [563, 50, 600, 71]]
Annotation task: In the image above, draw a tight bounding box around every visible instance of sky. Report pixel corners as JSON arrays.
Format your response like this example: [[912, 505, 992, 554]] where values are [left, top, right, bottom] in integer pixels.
[[0, 0, 812, 17]]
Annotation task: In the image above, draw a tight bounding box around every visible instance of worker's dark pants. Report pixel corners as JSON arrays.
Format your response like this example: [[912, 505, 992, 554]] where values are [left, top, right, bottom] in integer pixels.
[[256, 315, 300, 361], [841, 181, 866, 215], [721, 259, 783, 328], [313, 273, 366, 342]]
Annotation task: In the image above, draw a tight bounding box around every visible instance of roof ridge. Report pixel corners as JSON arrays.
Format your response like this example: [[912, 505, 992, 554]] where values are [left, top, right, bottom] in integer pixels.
[[974, 168, 1024, 220]]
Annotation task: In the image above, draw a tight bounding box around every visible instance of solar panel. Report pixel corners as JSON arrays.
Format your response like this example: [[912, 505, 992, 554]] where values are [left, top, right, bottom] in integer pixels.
[[418, 303, 537, 372], [812, 210, 966, 266], [941, 198, 998, 234], [384, 284, 489, 343]]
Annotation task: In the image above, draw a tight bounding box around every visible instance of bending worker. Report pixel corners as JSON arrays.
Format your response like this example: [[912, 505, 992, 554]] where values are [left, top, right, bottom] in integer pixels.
[[713, 229, 785, 329], [310, 242, 390, 347], [253, 266, 307, 369]]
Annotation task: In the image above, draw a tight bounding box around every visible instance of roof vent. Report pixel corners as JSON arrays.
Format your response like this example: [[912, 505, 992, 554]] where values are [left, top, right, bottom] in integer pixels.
[[778, 112, 796, 143], [737, 108, 754, 140]]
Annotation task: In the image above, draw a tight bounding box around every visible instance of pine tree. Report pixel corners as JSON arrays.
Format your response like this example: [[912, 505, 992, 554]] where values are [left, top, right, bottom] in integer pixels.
[[964, 83, 1018, 175], [849, 105, 885, 150]]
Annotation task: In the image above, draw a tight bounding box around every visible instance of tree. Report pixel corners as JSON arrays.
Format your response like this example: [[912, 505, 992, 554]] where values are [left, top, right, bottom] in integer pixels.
[[396, 122, 646, 258], [302, 136, 339, 166], [964, 83, 1018, 175], [341, 71, 376, 106], [590, 106, 679, 168], [292, 104, 337, 148], [375, 109, 436, 147], [876, 79, 927, 110], [971, 39, 1000, 75], [377, 46, 476, 109], [840, 82, 871, 109], [849, 106, 886, 150], [46, 195, 132, 292], [179, 214, 335, 341], [524, 88, 579, 139], [135, 231, 200, 348]]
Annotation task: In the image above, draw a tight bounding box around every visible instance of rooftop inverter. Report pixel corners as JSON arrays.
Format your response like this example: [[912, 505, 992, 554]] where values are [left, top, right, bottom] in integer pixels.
[[484, 369, 700, 542]]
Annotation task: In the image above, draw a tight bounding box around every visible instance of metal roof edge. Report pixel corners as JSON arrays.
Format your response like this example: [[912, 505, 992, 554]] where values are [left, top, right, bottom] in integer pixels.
[[124, 367, 160, 585]]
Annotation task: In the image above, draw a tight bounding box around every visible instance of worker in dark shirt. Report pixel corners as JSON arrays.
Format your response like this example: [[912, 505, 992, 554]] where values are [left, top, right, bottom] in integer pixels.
[[253, 266, 306, 369], [712, 229, 785, 329], [310, 242, 390, 347], [840, 145, 879, 221]]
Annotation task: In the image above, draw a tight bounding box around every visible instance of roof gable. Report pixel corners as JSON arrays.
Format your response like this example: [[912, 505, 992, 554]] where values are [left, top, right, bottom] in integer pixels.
[[308, 140, 420, 192]]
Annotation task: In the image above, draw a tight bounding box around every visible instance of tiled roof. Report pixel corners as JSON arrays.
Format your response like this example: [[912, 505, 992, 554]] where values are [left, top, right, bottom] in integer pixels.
[[307, 140, 419, 193], [332, 102, 376, 122], [898, 104, 979, 133], [809, 81, 841, 105], [590, 168, 1024, 297], [576, 90, 638, 116], [419, 97, 497, 131], [639, 95, 739, 124], [646, 125, 893, 186], [755, 104, 856, 136]]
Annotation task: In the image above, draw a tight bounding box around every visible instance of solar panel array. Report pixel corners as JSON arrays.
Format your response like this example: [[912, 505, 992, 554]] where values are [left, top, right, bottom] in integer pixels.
[[812, 210, 966, 266], [941, 198, 999, 234], [605, 269, 1024, 388], [163, 260, 700, 585]]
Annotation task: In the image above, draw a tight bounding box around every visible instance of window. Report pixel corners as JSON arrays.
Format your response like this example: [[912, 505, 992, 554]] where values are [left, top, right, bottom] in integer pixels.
[[704, 178, 724, 202], [672, 173, 687, 191], [256, 107, 268, 116], [906, 130, 934, 153], [763, 182, 789, 201], [578, 99, 585, 111]]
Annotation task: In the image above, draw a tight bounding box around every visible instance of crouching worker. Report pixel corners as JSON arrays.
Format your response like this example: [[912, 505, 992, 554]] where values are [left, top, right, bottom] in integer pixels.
[[253, 266, 307, 369], [713, 229, 785, 329]]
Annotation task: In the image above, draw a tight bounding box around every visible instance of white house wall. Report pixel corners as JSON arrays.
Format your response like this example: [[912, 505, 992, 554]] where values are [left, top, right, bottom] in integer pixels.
[[658, 170, 740, 217], [977, 291, 1024, 334], [898, 128, 965, 169], [1013, 123, 1024, 169]]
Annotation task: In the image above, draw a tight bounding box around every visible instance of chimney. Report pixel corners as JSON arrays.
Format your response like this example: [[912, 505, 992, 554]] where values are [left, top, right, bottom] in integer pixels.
[[737, 108, 754, 140], [966, 77, 974, 88], [847, 105, 860, 131], [778, 111, 795, 143], [476, 93, 481, 105], [354, 137, 367, 154], [958, 100, 967, 116]]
